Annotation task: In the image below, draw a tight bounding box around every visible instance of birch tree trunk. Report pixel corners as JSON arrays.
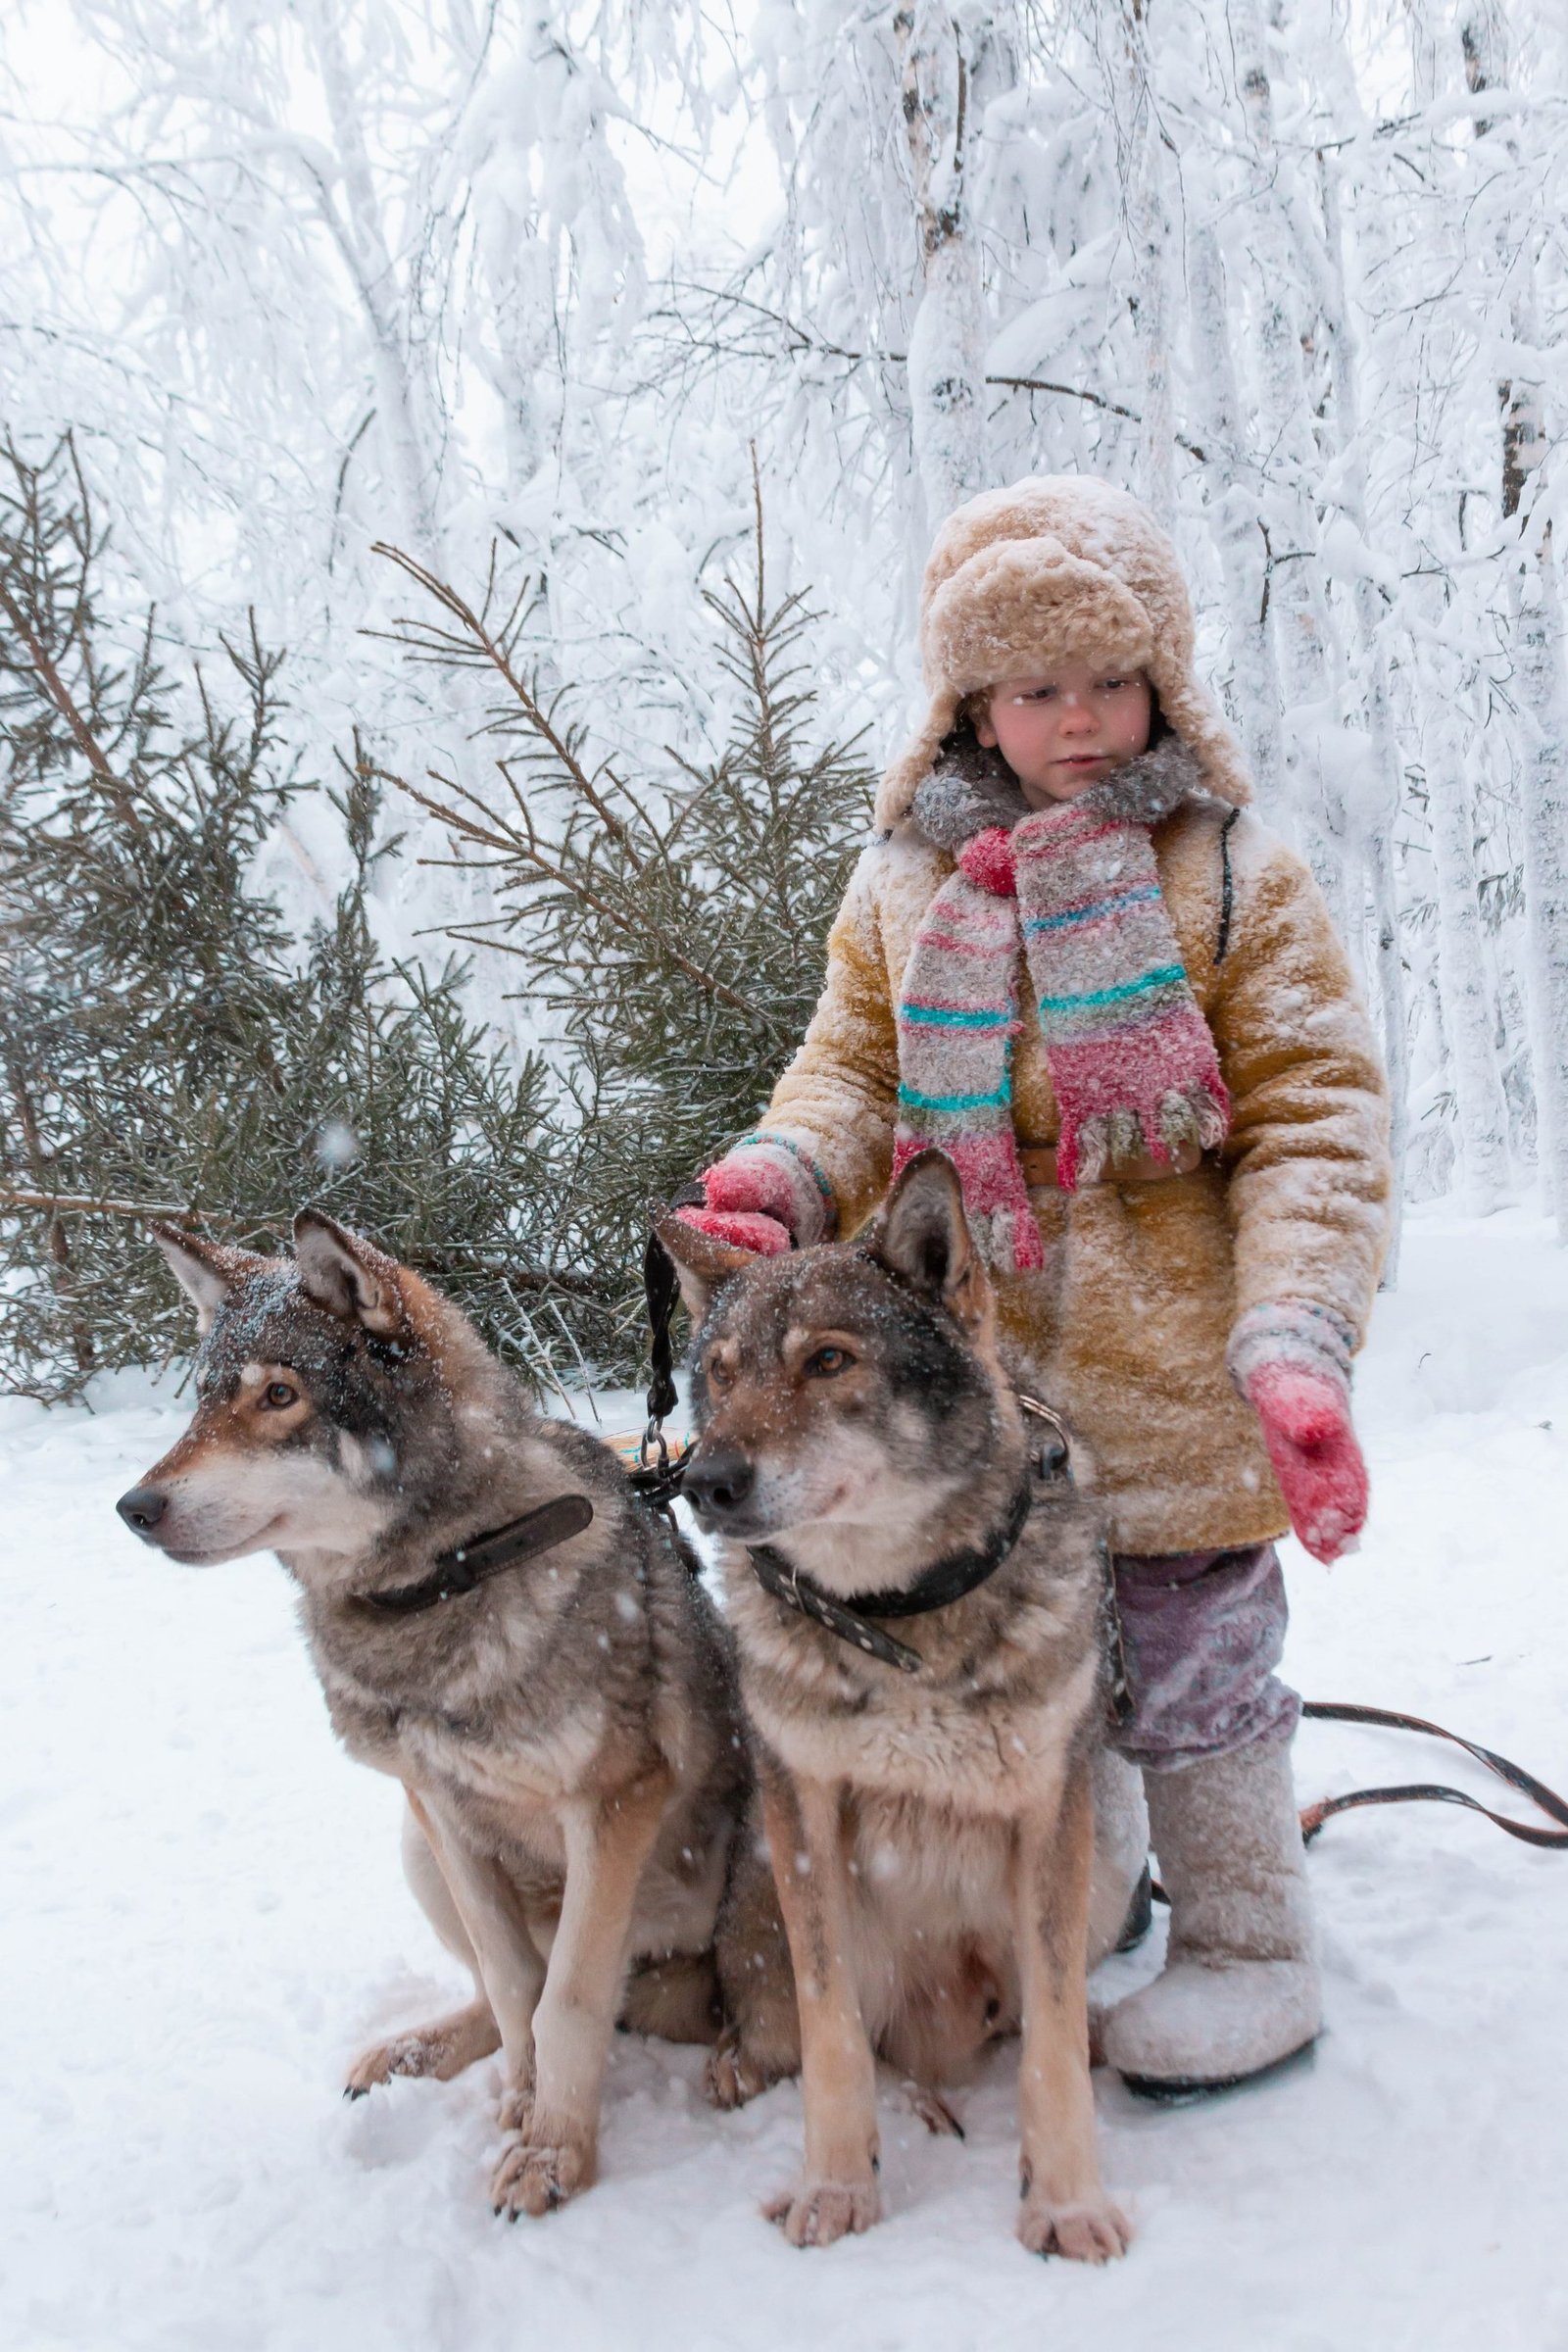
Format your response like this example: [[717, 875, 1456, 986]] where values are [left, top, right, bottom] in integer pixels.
[[1314, 141, 1410, 1261], [1510, 527, 1568, 1237], [1464, 2, 1568, 1235], [1188, 221, 1288, 817], [1230, 0, 1350, 947], [308, 4, 442, 562], [1110, 0, 1175, 530], [898, 3, 991, 524], [1378, 2, 1511, 1213], [1426, 699, 1512, 1211]]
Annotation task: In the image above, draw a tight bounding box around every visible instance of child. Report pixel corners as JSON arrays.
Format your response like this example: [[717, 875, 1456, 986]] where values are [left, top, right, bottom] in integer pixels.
[[679, 475, 1391, 2096]]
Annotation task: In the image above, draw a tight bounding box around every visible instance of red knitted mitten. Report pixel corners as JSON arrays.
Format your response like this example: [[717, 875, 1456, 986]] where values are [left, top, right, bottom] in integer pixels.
[[673, 1136, 835, 1259], [1247, 1363, 1368, 1565], [673, 1204, 792, 1256]]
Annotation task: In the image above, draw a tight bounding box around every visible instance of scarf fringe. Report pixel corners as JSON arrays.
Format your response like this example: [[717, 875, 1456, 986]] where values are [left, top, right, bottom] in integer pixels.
[[1066, 1081, 1230, 1188]]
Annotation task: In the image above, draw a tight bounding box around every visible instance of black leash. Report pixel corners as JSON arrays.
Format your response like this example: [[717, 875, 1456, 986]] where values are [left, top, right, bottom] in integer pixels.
[[641, 1215, 686, 1437], [354, 1492, 596, 1616], [627, 1200, 702, 1521]]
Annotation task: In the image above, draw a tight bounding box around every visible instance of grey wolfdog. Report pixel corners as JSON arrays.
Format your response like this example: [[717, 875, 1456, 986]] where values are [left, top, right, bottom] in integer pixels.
[[116, 1210, 768, 2220], [659, 1152, 1145, 2261]]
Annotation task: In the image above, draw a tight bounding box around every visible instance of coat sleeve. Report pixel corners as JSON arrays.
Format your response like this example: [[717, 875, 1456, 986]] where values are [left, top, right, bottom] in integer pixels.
[[1209, 820, 1393, 1362], [755, 842, 902, 1238]]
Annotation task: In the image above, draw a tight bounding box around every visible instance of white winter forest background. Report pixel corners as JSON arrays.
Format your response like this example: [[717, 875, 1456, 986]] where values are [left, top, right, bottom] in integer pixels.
[[6, 6, 1568, 2350], [6, 0, 1566, 1268]]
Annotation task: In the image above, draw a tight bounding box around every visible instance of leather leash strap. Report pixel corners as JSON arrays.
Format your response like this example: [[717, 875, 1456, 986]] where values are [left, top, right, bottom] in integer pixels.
[[642, 1215, 687, 1432], [1296, 1700, 1568, 1851], [632, 1187, 705, 1526], [356, 1493, 595, 1616]]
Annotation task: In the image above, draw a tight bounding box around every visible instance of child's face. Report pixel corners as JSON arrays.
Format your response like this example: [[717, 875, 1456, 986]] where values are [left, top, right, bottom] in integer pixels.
[[973, 662, 1152, 808]]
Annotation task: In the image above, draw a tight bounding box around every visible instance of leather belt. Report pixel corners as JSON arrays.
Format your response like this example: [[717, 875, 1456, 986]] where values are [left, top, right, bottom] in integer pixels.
[[1018, 1141, 1200, 1190]]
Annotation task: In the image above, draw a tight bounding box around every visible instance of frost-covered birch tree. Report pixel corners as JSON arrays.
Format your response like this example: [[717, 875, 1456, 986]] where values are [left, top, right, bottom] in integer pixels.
[[6, 0, 1568, 1262], [898, 3, 997, 523], [1460, 2, 1568, 1233]]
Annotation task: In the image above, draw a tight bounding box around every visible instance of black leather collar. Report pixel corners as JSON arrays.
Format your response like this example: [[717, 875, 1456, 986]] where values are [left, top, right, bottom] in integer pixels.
[[749, 1468, 1038, 1675], [354, 1493, 595, 1616]]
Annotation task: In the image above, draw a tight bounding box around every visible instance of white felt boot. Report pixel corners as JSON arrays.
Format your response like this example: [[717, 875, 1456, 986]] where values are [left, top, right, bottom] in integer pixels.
[[1101, 1737, 1320, 2097]]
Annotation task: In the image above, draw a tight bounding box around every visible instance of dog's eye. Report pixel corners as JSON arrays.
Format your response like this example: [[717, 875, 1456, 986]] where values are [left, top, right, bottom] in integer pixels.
[[705, 1355, 733, 1393], [261, 1381, 299, 1410], [804, 1346, 854, 1378]]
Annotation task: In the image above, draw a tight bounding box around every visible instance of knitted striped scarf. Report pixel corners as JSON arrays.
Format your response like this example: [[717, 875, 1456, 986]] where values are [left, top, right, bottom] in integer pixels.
[[892, 734, 1230, 1273]]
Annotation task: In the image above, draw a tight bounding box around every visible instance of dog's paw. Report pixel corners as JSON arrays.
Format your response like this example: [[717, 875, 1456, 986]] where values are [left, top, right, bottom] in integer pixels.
[[342, 2029, 450, 2096], [761, 2175, 880, 2248], [704, 2030, 773, 2111], [490, 2131, 596, 2220], [1016, 2191, 1131, 2264], [344, 2001, 500, 2097]]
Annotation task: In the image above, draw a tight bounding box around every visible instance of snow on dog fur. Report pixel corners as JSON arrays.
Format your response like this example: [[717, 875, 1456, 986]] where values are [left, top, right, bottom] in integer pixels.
[[662, 1152, 1147, 2260], [117, 1210, 771, 2221]]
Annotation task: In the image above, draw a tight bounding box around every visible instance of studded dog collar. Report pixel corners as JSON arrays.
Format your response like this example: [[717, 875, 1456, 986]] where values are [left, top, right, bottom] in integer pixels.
[[746, 1396, 1071, 1674]]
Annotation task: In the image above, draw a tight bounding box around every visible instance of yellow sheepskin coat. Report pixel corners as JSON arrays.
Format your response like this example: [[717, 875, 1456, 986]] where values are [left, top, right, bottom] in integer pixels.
[[759, 800, 1393, 1556]]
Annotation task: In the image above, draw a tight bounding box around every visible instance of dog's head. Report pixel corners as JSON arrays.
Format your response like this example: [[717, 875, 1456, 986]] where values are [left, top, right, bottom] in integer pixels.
[[657, 1152, 1019, 1555], [116, 1213, 473, 1568]]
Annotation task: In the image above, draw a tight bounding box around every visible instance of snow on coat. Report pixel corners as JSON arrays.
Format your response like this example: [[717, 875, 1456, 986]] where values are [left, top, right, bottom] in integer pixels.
[[758, 799, 1393, 1555]]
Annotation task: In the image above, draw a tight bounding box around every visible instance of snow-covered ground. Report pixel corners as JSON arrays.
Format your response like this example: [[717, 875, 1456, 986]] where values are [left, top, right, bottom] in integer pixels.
[[6, 1202, 1568, 2352]]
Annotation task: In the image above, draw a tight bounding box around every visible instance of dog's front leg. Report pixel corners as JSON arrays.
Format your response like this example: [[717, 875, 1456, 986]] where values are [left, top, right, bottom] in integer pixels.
[[1011, 1761, 1131, 2263], [760, 1764, 880, 2247], [407, 1789, 546, 2132], [490, 1769, 672, 2220]]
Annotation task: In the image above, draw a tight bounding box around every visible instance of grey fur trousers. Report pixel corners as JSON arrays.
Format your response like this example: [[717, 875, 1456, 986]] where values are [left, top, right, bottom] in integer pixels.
[[1101, 1736, 1321, 2089]]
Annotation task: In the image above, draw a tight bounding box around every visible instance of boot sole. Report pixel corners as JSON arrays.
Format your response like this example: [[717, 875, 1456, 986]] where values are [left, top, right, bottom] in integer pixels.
[[1119, 2036, 1317, 2106]]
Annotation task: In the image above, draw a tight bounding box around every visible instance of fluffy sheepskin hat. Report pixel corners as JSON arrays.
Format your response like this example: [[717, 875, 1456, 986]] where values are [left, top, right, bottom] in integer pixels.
[[875, 473, 1253, 829]]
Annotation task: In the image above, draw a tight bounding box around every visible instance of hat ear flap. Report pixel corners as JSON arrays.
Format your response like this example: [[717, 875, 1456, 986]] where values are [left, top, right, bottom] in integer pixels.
[[1150, 675, 1254, 808], [875, 686, 964, 831]]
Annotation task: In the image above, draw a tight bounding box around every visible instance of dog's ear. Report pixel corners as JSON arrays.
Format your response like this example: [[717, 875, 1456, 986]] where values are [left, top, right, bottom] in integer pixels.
[[151, 1223, 269, 1335], [867, 1151, 991, 1332], [292, 1210, 404, 1336], [653, 1211, 754, 1324]]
